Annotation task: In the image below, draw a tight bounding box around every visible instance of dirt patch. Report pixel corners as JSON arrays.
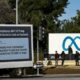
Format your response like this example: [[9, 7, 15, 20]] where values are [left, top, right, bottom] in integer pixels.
[[43, 67, 80, 74]]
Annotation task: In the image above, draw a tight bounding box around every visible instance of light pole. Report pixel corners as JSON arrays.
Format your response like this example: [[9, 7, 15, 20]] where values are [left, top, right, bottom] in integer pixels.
[[37, 39, 40, 75], [37, 27, 40, 75], [16, 0, 25, 76], [16, 0, 18, 24]]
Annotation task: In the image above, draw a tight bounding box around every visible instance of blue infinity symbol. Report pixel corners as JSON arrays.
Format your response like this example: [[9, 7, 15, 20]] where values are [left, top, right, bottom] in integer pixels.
[[62, 36, 80, 51]]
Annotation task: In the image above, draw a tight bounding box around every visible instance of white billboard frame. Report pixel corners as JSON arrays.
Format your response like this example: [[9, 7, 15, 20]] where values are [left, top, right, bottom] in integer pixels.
[[0, 24, 34, 69]]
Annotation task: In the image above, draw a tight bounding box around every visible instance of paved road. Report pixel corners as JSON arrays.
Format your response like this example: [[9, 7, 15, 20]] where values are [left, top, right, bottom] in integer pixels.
[[0, 77, 80, 80], [0, 74, 80, 80]]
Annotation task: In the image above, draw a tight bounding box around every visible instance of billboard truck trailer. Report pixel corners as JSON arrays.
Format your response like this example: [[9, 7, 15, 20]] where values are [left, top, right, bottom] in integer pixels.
[[0, 25, 34, 77]]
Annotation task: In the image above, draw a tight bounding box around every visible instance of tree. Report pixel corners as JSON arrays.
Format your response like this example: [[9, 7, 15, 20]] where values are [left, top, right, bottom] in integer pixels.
[[8, 0, 16, 9], [0, 0, 16, 24], [19, 0, 68, 51], [62, 10, 80, 33]]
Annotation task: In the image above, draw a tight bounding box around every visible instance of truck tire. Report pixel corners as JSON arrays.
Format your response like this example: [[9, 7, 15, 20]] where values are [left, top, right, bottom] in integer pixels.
[[9, 68, 22, 77]]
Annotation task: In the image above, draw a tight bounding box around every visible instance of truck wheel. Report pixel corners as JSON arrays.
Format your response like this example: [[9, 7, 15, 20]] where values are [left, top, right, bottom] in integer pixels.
[[9, 68, 22, 77], [15, 68, 22, 77]]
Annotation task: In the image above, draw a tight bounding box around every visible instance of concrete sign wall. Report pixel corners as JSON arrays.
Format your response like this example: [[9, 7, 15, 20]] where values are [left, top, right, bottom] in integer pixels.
[[49, 33, 80, 54]]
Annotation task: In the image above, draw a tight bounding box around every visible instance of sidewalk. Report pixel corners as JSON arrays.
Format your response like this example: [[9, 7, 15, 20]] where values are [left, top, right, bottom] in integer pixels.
[[43, 60, 77, 67], [44, 65, 80, 69], [42, 65, 80, 74], [44, 74, 80, 78]]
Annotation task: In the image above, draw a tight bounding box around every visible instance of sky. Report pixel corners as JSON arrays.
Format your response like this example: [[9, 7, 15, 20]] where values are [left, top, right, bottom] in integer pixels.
[[59, 0, 80, 20]]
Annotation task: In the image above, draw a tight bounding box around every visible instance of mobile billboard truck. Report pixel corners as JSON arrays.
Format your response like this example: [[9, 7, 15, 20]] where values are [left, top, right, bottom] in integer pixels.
[[0, 25, 34, 77], [49, 33, 80, 60]]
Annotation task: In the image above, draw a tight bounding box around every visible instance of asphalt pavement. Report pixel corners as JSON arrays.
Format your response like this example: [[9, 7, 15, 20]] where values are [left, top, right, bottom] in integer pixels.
[[0, 77, 80, 80]]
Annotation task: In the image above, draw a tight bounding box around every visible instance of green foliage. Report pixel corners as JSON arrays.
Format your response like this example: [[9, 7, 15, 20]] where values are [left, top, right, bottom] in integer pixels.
[[19, 0, 68, 51], [0, 0, 16, 24], [8, 0, 16, 9], [62, 10, 80, 33], [34, 51, 44, 63], [19, 0, 68, 25]]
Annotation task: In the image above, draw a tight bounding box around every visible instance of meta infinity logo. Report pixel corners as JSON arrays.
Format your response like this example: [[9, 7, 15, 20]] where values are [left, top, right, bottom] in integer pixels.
[[62, 36, 80, 51]]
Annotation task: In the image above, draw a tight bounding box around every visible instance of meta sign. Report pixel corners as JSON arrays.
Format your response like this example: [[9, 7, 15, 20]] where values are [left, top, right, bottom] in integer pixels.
[[0, 25, 33, 68], [49, 33, 80, 54]]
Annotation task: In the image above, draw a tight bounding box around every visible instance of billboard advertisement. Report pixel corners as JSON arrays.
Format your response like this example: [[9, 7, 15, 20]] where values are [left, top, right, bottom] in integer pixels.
[[49, 33, 80, 54], [0, 25, 33, 68]]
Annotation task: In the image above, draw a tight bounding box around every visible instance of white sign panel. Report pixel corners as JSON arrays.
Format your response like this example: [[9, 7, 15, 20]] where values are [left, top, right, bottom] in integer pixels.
[[49, 33, 80, 54]]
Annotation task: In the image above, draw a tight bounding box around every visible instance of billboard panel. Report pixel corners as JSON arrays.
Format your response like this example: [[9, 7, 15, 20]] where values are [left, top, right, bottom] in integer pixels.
[[49, 33, 80, 54], [0, 25, 33, 68]]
